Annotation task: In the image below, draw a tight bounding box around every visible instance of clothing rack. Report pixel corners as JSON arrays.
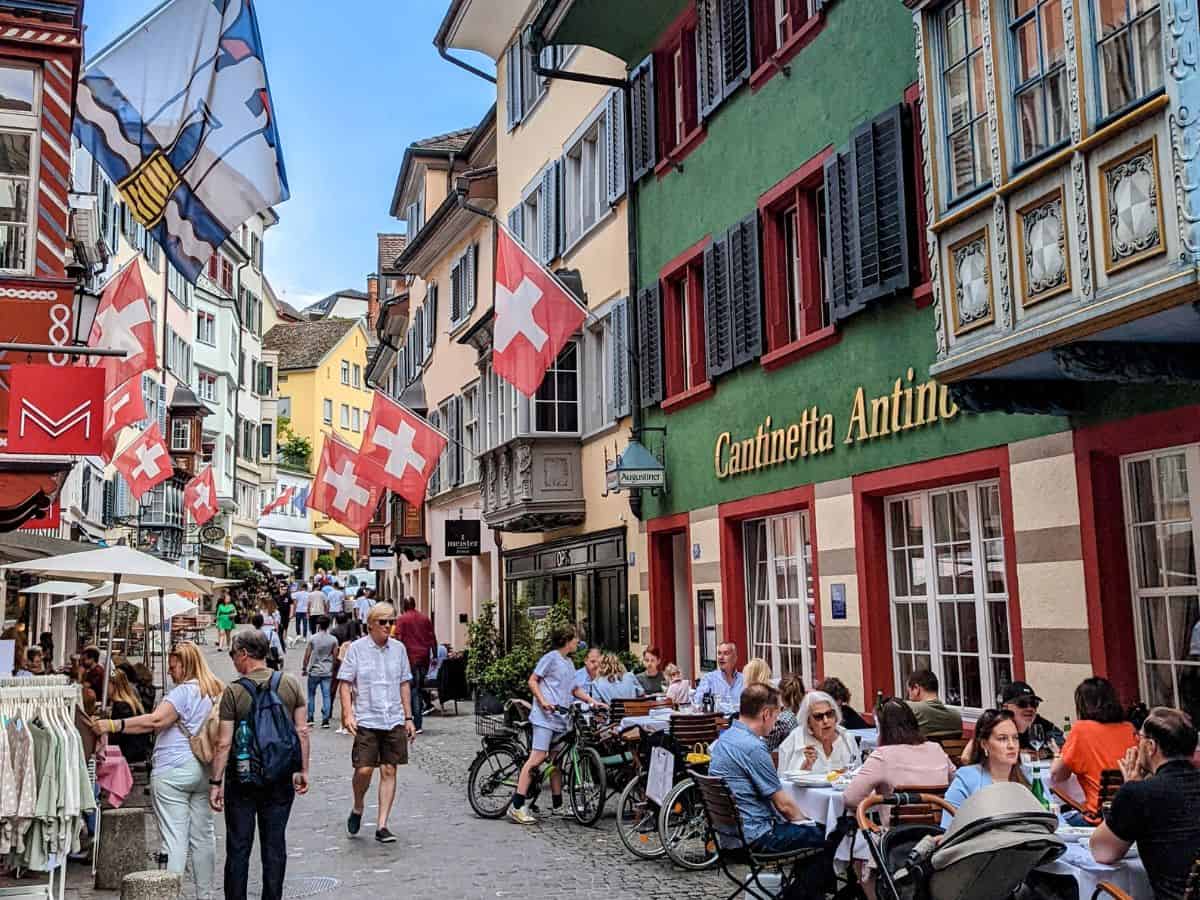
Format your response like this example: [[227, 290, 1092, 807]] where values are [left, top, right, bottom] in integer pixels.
[[0, 680, 86, 900]]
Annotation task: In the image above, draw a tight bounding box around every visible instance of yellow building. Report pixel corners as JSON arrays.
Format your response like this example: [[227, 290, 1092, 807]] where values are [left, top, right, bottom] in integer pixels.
[[263, 318, 374, 554]]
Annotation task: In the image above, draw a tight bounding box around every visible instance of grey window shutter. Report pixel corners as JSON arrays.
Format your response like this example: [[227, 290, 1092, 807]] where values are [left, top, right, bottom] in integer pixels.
[[703, 238, 733, 379], [853, 103, 914, 304], [540, 161, 559, 264], [719, 0, 751, 99], [453, 394, 464, 485], [608, 298, 631, 419], [697, 0, 725, 119], [426, 285, 438, 352], [466, 243, 477, 313], [416, 306, 426, 363], [428, 410, 440, 495], [824, 145, 861, 322], [728, 212, 764, 367], [630, 56, 657, 181], [505, 41, 523, 130], [637, 283, 663, 408], [450, 259, 462, 324], [507, 206, 523, 243], [605, 88, 627, 205]]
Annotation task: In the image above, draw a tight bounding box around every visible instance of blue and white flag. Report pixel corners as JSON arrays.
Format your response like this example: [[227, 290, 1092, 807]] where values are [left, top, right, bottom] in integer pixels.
[[74, 0, 288, 283]]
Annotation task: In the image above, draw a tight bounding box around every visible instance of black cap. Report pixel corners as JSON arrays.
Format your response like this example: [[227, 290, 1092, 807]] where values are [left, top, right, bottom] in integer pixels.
[[1001, 681, 1043, 704]]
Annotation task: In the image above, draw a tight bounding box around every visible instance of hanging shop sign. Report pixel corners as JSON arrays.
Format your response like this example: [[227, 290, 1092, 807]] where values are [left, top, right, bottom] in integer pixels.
[[199, 523, 225, 544], [445, 519, 481, 557], [713, 368, 960, 480], [368, 543, 396, 571]]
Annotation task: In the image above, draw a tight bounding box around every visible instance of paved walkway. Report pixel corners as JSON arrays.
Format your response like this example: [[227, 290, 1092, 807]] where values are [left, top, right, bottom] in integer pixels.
[[53, 630, 725, 899]]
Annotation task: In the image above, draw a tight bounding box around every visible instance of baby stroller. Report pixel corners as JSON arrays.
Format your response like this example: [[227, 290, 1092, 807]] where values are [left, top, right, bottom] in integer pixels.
[[857, 782, 1066, 900]]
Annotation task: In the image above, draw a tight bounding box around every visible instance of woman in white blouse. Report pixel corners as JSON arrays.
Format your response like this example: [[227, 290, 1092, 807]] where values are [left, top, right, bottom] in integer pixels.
[[777, 690, 860, 775]]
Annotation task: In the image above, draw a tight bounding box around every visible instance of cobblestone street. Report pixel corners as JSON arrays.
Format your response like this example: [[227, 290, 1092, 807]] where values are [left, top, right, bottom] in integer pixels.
[[61, 634, 724, 899]]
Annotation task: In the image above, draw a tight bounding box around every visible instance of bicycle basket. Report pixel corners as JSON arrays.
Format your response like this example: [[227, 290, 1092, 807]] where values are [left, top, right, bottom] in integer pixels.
[[475, 713, 518, 739]]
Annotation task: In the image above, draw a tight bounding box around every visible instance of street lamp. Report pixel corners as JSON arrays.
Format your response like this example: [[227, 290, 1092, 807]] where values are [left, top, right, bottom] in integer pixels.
[[65, 260, 101, 347]]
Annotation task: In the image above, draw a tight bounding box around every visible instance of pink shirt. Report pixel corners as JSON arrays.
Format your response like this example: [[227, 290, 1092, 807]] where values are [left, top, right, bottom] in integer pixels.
[[666, 679, 691, 706], [843, 741, 956, 810]]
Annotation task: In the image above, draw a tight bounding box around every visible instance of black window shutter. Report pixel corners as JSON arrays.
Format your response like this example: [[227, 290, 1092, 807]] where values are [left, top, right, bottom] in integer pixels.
[[854, 103, 913, 304], [609, 297, 631, 419], [823, 146, 861, 322], [505, 42, 523, 130], [466, 243, 477, 314], [630, 56, 657, 180], [637, 284, 663, 408], [426, 284, 438, 351], [697, 0, 725, 119], [719, 0, 752, 99], [450, 260, 462, 324], [728, 211, 763, 367], [703, 238, 733, 379]]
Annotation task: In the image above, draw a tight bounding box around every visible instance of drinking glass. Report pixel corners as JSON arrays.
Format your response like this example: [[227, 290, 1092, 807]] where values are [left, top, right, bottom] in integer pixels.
[[1029, 722, 1045, 757]]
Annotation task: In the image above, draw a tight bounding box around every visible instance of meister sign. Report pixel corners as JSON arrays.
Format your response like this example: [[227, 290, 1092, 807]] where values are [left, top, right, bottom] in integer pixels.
[[714, 368, 960, 479], [445, 519, 482, 557]]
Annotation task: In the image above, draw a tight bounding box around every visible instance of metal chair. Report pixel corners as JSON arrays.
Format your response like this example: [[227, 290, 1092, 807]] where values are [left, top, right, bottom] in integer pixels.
[[689, 770, 828, 899]]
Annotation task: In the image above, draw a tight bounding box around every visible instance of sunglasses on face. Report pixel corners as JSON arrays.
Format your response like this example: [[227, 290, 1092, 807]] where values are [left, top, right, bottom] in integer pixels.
[[1012, 699, 1038, 710], [374, 619, 396, 627], [811, 709, 837, 722]]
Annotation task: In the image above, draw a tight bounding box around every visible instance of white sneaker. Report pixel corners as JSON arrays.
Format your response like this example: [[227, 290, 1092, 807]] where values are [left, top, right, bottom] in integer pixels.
[[508, 806, 537, 826], [336, 727, 349, 735]]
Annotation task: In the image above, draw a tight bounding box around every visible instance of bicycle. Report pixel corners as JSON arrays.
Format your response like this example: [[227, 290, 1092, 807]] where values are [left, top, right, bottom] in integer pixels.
[[467, 701, 607, 825]]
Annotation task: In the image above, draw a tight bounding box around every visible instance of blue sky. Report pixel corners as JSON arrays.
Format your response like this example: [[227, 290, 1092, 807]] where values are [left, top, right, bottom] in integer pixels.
[[83, 0, 495, 310]]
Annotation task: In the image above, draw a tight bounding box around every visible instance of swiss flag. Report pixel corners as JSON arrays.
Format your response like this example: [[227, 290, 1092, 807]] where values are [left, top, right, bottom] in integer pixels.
[[359, 391, 447, 508], [184, 466, 218, 526], [260, 485, 295, 517], [88, 262, 156, 391], [112, 422, 171, 501], [5, 364, 105, 455], [100, 376, 145, 462], [308, 436, 383, 534], [493, 224, 587, 397]]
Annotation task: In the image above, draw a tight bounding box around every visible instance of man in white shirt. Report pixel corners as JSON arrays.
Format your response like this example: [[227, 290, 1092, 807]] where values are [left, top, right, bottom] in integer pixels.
[[292, 582, 311, 639], [337, 603, 413, 845], [695, 642, 745, 713], [307, 584, 327, 619], [353, 588, 372, 624], [327, 580, 346, 616]]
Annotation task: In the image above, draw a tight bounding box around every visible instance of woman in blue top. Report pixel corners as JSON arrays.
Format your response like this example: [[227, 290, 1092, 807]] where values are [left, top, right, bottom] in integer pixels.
[[591, 653, 645, 705], [942, 708, 1029, 828], [510, 625, 602, 825]]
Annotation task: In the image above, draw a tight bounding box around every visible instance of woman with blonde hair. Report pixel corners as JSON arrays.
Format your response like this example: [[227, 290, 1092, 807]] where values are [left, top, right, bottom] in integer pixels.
[[107, 669, 152, 764], [765, 672, 805, 752], [742, 657, 772, 688], [591, 652, 645, 704], [91, 642, 223, 899]]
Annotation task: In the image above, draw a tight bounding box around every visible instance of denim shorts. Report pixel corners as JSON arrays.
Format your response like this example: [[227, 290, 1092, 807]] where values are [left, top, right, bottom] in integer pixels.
[[531, 725, 567, 753]]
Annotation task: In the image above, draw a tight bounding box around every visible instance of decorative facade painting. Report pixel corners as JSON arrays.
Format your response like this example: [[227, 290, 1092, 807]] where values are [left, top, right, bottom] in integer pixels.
[[1100, 139, 1165, 273], [948, 227, 994, 335], [1017, 187, 1071, 307]]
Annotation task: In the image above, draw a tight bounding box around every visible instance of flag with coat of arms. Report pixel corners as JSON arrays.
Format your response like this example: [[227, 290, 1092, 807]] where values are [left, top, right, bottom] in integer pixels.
[[74, 0, 288, 283]]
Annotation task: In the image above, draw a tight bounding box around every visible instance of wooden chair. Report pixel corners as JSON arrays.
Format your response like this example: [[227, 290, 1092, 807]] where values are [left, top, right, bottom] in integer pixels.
[[1052, 768, 1123, 825], [927, 731, 968, 766], [855, 788, 957, 833], [690, 770, 828, 900], [669, 713, 722, 749], [613, 697, 673, 719], [1092, 853, 1200, 900]]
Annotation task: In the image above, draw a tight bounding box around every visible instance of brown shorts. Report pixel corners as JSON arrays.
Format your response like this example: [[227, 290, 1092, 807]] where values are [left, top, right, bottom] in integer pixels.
[[351, 725, 409, 768]]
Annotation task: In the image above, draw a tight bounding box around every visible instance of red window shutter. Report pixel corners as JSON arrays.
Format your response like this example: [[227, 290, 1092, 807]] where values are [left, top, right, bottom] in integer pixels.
[[789, 0, 809, 29], [763, 205, 791, 350], [654, 47, 675, 158], [682, 25, 700, 134], [905, 81, 931, 289], [797, 189, 825, 334], [207, 255, 217, 279], [663, 276, 686, 397], [687, 263, 708, 387], [752, 0, 777, 69]]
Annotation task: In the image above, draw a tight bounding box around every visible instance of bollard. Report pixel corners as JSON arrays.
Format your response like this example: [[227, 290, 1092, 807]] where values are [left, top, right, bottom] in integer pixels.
[[121, 870, 182, 900], [94, 808, 151, 890]]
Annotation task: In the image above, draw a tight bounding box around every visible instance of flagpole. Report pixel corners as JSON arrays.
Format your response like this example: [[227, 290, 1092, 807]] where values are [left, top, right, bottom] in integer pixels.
[[85, 0, 179, 70]]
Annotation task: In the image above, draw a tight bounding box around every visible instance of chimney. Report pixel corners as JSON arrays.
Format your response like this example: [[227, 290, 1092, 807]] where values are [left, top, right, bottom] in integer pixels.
[[367, 273, 380, 328]]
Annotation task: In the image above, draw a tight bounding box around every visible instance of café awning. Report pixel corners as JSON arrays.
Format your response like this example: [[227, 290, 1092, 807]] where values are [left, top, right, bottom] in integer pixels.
[[257, 527, 333, 551]]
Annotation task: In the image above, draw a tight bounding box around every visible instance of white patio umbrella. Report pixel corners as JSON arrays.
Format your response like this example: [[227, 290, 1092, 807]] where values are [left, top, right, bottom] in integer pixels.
[[18, 580, 94, 595]]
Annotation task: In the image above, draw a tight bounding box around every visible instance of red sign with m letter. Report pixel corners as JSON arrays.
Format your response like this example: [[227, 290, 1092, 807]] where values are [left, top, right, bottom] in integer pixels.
[[6, 364, 105, 455]]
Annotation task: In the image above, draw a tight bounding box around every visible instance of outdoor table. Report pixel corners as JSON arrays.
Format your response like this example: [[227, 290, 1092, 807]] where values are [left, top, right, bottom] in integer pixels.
[[1040, 841, 1152, 899], [781, 781, 870, 862], [618, 709, 724, 734]]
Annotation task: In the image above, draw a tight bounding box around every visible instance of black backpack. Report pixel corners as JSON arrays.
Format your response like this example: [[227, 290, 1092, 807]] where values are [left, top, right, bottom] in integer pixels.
[[233, 672, 302, 786]]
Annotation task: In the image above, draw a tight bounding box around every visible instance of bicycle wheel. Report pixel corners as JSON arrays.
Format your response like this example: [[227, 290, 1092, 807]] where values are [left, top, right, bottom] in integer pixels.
[[659, 778, 718, 870], [616, 772, 666, 859], [466, 745, 523, 819], [566, 745, 607, 826]]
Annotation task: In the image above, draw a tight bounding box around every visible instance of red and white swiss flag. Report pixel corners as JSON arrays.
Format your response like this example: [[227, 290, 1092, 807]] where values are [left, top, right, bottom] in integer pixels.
[[308, 436, 383, 534], [88, 261, 157, 392], [493, 224, 587, 397], [184, 466, 218, 526], [260, 485, 295, 517], [100, 376, 145, 462], [359, 391, 447, 508], [112, 422, 171, 501]]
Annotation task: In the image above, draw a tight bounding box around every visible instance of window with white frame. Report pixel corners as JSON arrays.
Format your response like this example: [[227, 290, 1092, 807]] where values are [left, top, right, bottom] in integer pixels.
[[521, 184, 541, 253], [170, 418, 191, 452], [322, 398, 333, 424], [563, 114, 608, 250], [940, 0, 992, 199], [351, 407, 360, 432], [483, 362, 521, 449], [197, 311, 216, 345], [352, 364, 361, 388], [197, 371, 217, 403], [436, 398, 452, 492], [745, 511, 818, 686], [0, 64, 38, 273], [533, 342, 579, 434], [463, 383, 479, 484], [585, 315, 611, 433], [339, 404, 349, 428], [1094, 0, 1162, 119], [260, 422, 272, 460], [886, 481, 1013, 710], [340, 360, 350, 385], [168, 264, 192, 308], [1121, 445, 1200, 725], [279, 396, 291, 418], [1009, 0, 1068, 161]]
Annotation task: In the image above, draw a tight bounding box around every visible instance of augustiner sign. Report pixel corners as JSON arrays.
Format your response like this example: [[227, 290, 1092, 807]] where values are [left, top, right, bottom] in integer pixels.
[[714, 368, 960, 479]]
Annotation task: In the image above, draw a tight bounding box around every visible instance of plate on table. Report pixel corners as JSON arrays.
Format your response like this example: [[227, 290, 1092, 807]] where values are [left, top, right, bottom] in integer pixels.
[[784, 770, 846, 788]]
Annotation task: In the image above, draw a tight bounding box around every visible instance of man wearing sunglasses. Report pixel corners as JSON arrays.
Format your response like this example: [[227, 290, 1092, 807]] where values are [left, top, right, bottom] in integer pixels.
[[1000, 681, 1063, 757], [337, 602, 415, 845], [1091, 707, 1200, 900]]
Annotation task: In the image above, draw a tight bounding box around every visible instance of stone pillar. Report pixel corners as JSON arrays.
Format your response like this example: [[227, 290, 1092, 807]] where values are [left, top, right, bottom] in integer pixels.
[[94, 808, 150, 890], [121, 870, 182, 900]]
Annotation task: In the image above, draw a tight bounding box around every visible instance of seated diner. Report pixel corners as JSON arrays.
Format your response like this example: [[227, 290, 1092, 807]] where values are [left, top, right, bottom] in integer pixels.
[[777, 690, 860, 775]]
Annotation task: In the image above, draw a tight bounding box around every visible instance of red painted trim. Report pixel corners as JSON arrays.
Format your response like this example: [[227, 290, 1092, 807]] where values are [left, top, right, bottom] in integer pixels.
[[662, 380, 715, 414], [904, 80, 933, 303], [758, 146, 834, 211], [749, 11, 827, 92], [647, 511, 690, 534], [646, 512, 694, 673], [913, 282, 934, 309], [852, 445, 1022, 701], [1073, 404, 1200, 703], [760, 325, 841, 371], [651, 2, 698, 53], [660, 234, 710, 281], [654, 125, 708, 179]]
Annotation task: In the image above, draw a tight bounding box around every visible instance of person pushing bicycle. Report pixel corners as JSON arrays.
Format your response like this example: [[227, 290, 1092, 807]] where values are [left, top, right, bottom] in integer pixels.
[[509, 624, 604, 825]]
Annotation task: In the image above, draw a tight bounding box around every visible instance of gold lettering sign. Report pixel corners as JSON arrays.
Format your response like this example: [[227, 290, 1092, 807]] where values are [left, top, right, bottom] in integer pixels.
[[714, 368, 959, 480]]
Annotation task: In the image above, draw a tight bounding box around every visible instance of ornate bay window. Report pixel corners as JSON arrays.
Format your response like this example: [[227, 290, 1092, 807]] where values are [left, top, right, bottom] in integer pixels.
[[1094, 0, 1162, 120], [940, 0, 991, 199], [1009, 0, 1068, 161]]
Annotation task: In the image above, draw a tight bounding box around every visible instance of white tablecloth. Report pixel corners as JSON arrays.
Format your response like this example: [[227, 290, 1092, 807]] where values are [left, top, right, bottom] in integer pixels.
[[782, 783, 870, 862], [1041, 841, 1152, 899], [618, 713, 675, 733]]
